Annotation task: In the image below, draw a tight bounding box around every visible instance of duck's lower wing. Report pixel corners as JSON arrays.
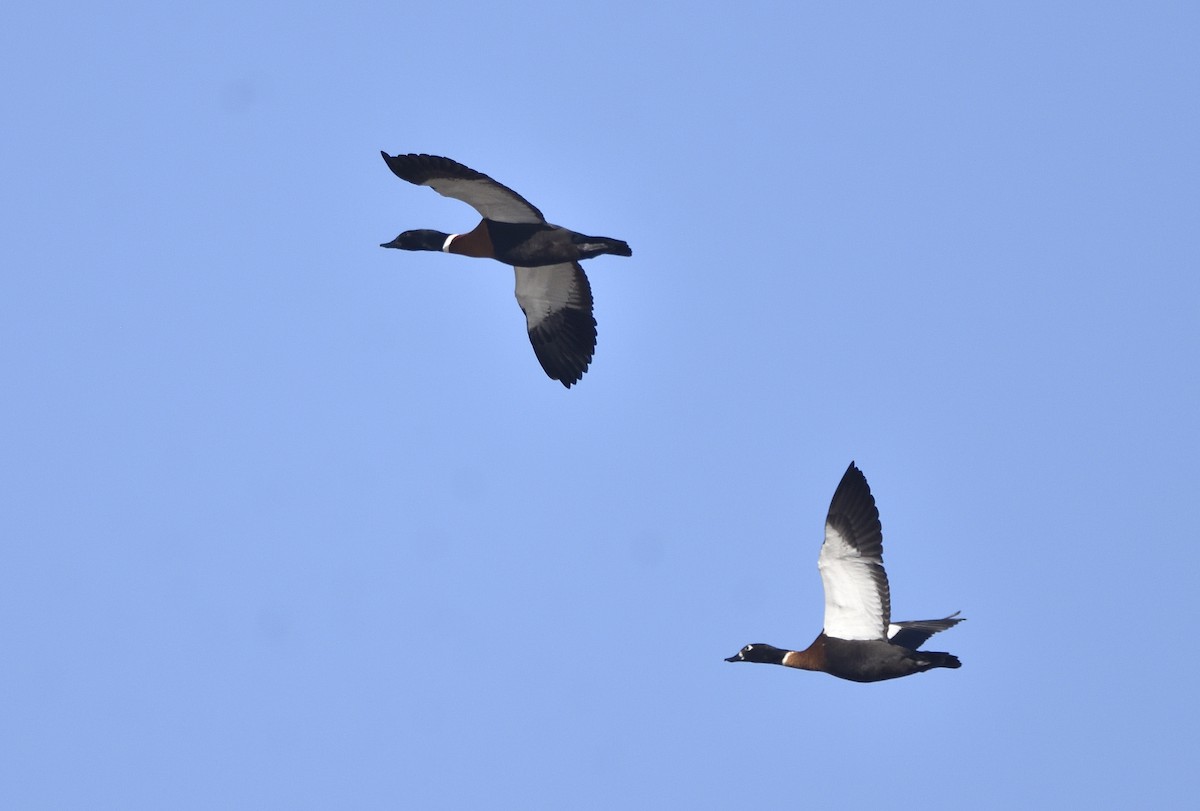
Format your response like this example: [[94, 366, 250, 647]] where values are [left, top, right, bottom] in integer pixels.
[[514, 262, 597, 388], [887, 612, 965, 650]]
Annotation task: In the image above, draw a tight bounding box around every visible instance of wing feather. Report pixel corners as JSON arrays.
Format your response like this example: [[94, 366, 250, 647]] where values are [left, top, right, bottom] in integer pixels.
[[817, 462, 891, 641], [887, 612, 965, 649], [514, 262, 596, 388]]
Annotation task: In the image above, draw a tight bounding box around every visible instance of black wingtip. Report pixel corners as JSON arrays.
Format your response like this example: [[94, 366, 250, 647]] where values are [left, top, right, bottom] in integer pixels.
[[835, 462, 871, 502], [379, 153, 492, 187], [527, 308, 596, 390]]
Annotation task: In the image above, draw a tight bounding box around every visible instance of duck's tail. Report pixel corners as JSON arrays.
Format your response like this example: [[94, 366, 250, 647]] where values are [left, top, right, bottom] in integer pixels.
[[574, 234, 632, 259], [912, 650, 962, 671]]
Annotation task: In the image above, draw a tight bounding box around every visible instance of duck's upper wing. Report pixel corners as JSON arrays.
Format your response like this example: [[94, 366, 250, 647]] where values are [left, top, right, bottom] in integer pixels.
[[381, 152, 545, 224], [817, 462, 891, 641], [514, 262, 596, 388]]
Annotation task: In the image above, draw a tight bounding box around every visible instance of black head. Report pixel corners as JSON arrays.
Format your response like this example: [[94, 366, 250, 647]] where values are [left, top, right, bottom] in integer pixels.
[[725, 643, 787, 665], [380, 229, 450, 251]]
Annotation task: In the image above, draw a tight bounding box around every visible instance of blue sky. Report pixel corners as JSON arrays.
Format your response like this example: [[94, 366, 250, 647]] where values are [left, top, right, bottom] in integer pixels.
[[3, 1, 1198, 808]]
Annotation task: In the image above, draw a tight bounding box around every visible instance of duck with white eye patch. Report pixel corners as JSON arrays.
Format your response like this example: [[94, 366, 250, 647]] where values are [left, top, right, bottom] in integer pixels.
[[725, 462, 964, 683]]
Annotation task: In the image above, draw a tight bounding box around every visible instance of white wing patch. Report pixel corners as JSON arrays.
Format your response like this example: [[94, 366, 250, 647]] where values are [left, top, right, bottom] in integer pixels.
[[514, 264, 580, 329], [425, 177, 544, 224], [513, 262, 595, 387], [818, 522, 888, 641]]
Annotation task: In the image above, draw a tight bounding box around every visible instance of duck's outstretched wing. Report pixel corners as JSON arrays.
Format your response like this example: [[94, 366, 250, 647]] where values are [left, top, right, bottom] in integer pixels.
[[818, 462, 891, 641], [887, 612, 964, 650], [514, 262, 596, 388], [381, 152, 545, 224]]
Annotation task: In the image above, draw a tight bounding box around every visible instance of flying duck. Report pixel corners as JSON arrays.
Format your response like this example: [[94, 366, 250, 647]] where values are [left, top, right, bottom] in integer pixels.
[[379, 152, 632, 388], [726, 462, 964, 683]]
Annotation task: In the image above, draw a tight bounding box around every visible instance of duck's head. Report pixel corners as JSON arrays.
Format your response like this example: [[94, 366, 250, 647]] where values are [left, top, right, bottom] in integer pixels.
[[725, 643, 787, 665], [380, 229, 449, 251]]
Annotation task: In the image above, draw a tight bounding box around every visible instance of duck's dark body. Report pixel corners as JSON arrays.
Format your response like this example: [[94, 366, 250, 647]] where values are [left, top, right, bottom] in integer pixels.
[[787, 634, 961, 683], [478, 220, 631, 267], [381, 219, 628, 266], [727, 624, 962, 684]]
